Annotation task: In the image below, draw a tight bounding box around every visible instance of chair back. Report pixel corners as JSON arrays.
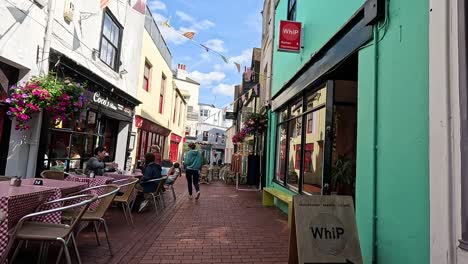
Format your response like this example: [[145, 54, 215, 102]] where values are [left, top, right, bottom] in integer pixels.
[[40, 170, 65, 180], [115, 178, 139, 202], [0, 176, 11, 181], [69, 184, 120, 217], [155, 178, 167, 195]]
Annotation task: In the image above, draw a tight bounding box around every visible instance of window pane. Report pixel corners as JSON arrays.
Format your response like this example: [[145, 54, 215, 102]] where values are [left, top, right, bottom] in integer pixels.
[[290, 100, 302, 118], [287, 117, 301, 189], [103, 16, 111, 39], [303, 107, 326, 194], [276, 123, 287, 182], [49, 131, 70, 159], [306, 87, 327, 110], [278, 108, 288, 123]]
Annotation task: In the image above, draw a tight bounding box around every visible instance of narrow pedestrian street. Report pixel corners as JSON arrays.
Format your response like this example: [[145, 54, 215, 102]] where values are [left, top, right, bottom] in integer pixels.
[[91, 180, 289, 264]]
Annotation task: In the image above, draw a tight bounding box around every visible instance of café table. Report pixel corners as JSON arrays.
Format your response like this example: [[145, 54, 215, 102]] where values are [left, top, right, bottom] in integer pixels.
[[0, 183, 61, 259], [22, 178, 87, 196], [104, 171, 143, 181], [65, 174, 114, 210]]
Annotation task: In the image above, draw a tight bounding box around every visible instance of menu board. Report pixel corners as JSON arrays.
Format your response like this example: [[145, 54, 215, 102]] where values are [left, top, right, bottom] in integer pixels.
[[289, 195, 362, 264]]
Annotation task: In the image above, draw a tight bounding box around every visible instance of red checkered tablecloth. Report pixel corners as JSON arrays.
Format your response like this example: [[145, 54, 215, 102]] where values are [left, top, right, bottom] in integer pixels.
[[65, 175, 113, 210], [0, 184, 61, 259]]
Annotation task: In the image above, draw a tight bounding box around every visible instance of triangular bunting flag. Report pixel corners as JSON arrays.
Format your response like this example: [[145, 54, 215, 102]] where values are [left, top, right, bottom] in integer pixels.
[[201, 44, 210, 52], [234, 62, 240, 73], [100, 0, 109, 9], [221, 55, 228, 64], [162, 20, 171, 28], [253, 84, 259, 96], [248, 89, 253, 98], [132, 0, 146, 14], [183, 32, 195, 40], [241, 94, 246, 102]]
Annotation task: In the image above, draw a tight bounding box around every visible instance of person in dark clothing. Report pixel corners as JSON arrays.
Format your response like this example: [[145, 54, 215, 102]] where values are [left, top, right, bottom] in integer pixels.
[[85, 147, 117, 176], [138, 152, 162, 212]]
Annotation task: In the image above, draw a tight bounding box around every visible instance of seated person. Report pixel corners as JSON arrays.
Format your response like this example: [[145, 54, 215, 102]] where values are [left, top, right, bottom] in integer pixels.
[[140, 152, 162, 193], [165, 163, 181, 186], [139, 152, 162, 212], [84, 147, 117, 176]]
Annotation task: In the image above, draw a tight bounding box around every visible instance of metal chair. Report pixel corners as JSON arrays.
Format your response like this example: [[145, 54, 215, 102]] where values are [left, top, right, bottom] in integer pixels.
[[113, 178, 139, 225], [63, 184, 120, 256], [1, 194, 98, 264], [40, 170, 65, 180], [141, 177, 168, 214]]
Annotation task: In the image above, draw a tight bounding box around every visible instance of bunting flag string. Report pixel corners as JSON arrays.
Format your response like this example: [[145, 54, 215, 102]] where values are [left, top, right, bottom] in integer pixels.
[[159, 19, 272, 79]]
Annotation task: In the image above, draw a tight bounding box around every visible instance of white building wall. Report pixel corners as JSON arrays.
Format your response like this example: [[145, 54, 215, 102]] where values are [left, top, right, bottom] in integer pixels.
[[259, 0, 275, 108], [2, 0, 145, 177], [429, 0, 468, 263]]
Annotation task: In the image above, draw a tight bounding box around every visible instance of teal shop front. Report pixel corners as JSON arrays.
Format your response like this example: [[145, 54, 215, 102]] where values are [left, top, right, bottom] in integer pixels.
[[267, 0, 429, 263]]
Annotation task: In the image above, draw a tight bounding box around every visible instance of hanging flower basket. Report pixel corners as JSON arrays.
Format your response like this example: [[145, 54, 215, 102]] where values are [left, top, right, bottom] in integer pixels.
[[242, 113, 268, 136], [4, 74, 87, 130]]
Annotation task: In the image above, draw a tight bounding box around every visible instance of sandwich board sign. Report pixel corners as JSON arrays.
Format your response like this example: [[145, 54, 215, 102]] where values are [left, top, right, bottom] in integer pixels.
[[288, 195, 362, 264]]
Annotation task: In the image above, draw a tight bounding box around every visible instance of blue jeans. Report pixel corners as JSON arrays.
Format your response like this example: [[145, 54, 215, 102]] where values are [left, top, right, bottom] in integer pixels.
[[185, 169, 200, 195]]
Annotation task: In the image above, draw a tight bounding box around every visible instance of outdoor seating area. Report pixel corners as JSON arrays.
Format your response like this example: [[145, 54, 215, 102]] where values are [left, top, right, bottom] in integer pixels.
[[0, 169, 179, 264]]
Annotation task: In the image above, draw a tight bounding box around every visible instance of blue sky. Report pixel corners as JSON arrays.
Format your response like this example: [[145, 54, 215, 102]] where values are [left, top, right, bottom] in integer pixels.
[[147, 0, 262, 108]]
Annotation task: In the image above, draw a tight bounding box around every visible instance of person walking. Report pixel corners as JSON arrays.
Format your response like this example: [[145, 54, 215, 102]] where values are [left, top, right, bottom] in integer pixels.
[[184, 143, 203, 199]]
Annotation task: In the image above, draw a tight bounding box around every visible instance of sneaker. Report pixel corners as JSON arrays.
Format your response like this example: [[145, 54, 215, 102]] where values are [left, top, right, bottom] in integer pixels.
[[188, 195, 193, 199], [138, 200, 149, 212], [195, 191, 201, 200]]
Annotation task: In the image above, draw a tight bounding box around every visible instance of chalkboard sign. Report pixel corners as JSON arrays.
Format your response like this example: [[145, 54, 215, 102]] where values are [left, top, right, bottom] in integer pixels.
[[289, 195, 362, 264], [33, 179, 43, 186]]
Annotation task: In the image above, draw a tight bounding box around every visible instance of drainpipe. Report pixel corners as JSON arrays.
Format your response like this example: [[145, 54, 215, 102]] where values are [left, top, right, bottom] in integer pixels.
[[25, 0, 56, 178], [371, 25, 379, 264]]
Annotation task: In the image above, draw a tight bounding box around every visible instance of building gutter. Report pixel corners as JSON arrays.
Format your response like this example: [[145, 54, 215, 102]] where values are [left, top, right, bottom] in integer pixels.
[[371, 24, 379, 264]]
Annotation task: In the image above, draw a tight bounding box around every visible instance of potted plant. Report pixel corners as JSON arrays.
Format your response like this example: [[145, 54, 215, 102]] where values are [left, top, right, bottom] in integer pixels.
[[4, 73, 86, 130], [331, 155, 356, 195]]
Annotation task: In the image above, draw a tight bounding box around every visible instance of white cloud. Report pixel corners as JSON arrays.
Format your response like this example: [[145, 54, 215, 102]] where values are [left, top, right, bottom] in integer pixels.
[[204, 39, 226, 53], [175, 11, 194, 23], [188, 71, 226, 86], [212, 83, 236, 96], [148, 0, 166, 11], [192, 20, 215, 31], [212, 49, 252, 72], [245, 11, 262, 33]]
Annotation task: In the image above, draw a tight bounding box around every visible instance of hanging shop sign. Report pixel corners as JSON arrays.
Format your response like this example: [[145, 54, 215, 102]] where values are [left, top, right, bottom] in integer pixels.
[[289, 195, 362, 264], [92, 91, 133, 117], [171, 134, 182, 143], [278, 20, 302, 52], [225, 111, 237, 120]]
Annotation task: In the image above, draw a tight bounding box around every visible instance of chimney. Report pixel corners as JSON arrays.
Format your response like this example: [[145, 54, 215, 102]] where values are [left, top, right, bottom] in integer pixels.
[[176, 63, 187, 80]]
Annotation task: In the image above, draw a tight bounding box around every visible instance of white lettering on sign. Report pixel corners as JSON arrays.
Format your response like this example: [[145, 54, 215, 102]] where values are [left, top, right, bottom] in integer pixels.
[[93, 92, 118, 111], [283, 28, 300, 35]]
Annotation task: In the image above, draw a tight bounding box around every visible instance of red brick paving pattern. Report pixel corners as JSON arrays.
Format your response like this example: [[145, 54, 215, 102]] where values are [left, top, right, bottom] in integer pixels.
[[12, 179, 289, 264]]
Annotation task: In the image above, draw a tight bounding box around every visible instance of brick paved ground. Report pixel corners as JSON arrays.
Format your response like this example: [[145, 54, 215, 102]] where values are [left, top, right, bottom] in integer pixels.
[[12, 178, 289, 264]]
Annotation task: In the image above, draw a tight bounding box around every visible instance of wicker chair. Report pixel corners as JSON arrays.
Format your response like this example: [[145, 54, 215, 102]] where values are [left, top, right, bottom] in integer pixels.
[[2, 194, 97, 264], [113, 178, 139, 225], [200, 166, 209, 184], [63, 184, 120, 255], [40, 170, 65, 180]]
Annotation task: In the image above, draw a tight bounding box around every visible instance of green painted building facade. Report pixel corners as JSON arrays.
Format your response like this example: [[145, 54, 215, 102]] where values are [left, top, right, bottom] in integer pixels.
[[266, 0, 429, 263]]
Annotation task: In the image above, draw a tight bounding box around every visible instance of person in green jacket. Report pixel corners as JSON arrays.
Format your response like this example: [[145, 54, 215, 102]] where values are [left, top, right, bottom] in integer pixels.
[[184, 142, 203, 199]]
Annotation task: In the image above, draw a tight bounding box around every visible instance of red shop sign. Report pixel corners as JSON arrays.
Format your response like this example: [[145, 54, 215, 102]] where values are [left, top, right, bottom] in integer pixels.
[[278, 20, 302, 52], [170, 133, 182, 143]]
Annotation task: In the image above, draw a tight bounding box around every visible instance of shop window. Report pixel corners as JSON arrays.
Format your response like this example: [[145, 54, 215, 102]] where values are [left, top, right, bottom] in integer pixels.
[[287, 116, 301, 189], [304, 143, 313, 172], [143, 61, 151, 91], [99, 9, 122, 70], [203, 131, 208, 141], [294, 145, 301, 169], [287, 0, 297, 21], [159, 74, 166, 114], [275, 123, 287, 182]]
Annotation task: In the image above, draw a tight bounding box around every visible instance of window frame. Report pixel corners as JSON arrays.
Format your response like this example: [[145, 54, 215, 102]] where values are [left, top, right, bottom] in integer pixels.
[[143, 60, 151, 91], [173, 94, 178, 123], [459, 0, 468, 250], [274, 81, 334, 195], [99, 9, 123, 71], [287, 0, 297, 21], [159, 74, 166, 114]]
